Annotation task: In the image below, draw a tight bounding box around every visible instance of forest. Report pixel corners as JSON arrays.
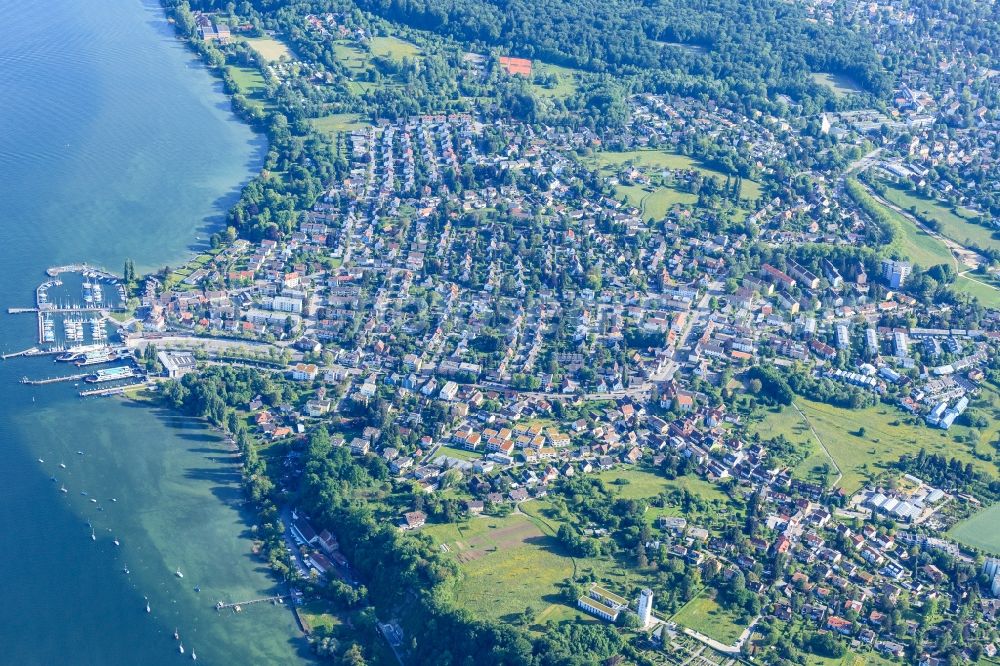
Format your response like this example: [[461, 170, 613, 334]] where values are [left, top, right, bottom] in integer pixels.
[[349, 0, 892, 108]]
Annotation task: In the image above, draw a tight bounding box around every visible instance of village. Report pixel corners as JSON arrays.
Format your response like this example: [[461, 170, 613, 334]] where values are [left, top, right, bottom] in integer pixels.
[[96, 3, 1000, 664]]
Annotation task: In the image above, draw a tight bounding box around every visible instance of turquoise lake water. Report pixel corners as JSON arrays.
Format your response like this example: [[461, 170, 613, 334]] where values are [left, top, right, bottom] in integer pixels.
[[0, 0, 310, 662]]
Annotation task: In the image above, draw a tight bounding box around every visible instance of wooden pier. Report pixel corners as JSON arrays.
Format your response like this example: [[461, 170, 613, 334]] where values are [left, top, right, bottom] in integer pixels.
[[21, 373, 88, 385], [215, 594, 291, 612]]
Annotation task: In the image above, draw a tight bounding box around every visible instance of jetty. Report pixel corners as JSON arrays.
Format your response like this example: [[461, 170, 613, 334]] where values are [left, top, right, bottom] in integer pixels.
[[215, 594, 291, 612], [21, 373, 88, 385], [46, 264, 118, 279], [2, 347, 59, 360], [7, 307, 39, 314]]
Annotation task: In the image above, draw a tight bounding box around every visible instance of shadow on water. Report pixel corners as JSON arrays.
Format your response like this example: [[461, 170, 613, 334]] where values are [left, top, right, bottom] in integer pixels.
[[177, 432, 218, 443], [186, 173, 265, 255]]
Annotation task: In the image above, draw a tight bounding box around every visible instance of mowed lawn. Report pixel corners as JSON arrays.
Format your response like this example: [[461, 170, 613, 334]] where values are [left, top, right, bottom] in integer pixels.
[[423, 512, 574, 621], [881, 181, 999, 252], [671, 594, 746, 645], [752, 394, 1000, 495], [585, 149, 762, 201], [244, 36, 293, 62], [949, 503, 1000, 555]]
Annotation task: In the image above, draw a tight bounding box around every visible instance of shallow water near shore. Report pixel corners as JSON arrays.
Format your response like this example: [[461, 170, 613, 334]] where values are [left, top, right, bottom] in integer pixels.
[[0, 0, 308, 662]]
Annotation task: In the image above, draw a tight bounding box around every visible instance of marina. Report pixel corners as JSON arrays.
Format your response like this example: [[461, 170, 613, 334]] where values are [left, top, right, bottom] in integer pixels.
[[25, 267, 127, 345]]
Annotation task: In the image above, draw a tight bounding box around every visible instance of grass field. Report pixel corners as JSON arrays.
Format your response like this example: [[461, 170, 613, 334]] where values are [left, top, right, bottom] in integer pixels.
[[955, 274, 1000, 307], [616, 183, 698, 219], [886, 201, 953, 269], [880, 181, 997, 252], [531, 62, 580, 100], [751, 395, 999, 494], [865, 188, 1000, 305], [310, 113, 369, 136], [948, 502, 1000, 555], [244, 36, 293, 62], [435, 445, 482, 462], [333, 41, 371, 78], [585, 149, 762, 201], [369, 36, 421, 60], [802, 647, 898, 666], [227, 65, 266, 93], [597, 468, 728, 503], [225, 64, 273, 113], [298, 600, 341, 633], [424, 513, 574, 622], [810, 72, 863, 98], [671, 594, 746, 645]]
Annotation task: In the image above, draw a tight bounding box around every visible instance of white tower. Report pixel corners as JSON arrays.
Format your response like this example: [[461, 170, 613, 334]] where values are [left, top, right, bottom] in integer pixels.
[[637, 588, 654, 628]]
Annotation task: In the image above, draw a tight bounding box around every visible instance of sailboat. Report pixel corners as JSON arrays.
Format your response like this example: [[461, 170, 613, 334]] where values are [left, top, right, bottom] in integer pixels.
[[179, 644, 185, 655], [145, 598, 151, 613], [191, 651, 197, 661], [174, 628, 179, 640]]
